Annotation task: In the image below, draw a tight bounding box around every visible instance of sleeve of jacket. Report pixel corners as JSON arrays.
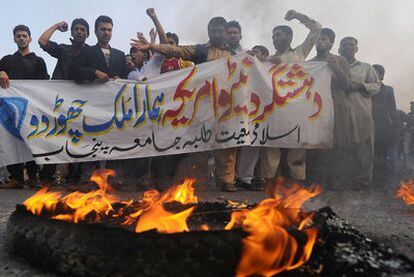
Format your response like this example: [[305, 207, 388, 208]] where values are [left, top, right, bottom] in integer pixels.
[[119, 51, 128, 79], [362, 64, 381, 96], [69, 47, 96, 81], [37, 58, 50, 79]]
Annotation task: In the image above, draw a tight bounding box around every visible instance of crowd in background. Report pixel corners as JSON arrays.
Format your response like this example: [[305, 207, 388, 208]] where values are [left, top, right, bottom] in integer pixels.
[[1, 8, 414, 192]]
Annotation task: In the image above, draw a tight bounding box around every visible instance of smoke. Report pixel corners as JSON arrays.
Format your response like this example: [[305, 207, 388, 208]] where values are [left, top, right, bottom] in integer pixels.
[[176, 0, 414, 111]]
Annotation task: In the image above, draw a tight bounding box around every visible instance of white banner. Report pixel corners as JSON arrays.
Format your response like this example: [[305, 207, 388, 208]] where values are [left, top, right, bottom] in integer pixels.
[[0, 54, 332, 166]]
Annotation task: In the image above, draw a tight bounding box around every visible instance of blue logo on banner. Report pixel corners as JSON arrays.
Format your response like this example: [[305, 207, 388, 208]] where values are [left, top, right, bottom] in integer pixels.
[[0, 97, 28, 140]]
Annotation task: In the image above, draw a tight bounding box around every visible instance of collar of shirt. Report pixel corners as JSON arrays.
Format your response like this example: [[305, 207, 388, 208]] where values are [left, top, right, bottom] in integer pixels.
[[13, 51, 36, 58], [348, 59, 361, 68]]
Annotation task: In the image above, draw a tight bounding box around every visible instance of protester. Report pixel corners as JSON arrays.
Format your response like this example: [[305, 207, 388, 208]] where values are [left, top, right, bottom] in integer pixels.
[[131, 16, 237, 192], [339, 36, 380, 188], [38, 18, 89, 185], [307, 28, 351, 187], [146, 8, 193, 75], [0, 24, 50, 189], [372, 64, 399, 186], [70, 15, 128, 81], [226, 20, 247, 54], [125, 54, 135, 72], [236, 45, 270, 190], [263, 10, 321, 189]]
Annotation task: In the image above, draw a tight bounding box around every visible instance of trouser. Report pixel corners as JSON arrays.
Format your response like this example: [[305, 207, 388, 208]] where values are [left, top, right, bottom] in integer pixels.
[[262, 148, 306, 180], [0, 167, 8, 183], [39, 164, 57, 181], [236, 146, 264, 184], [215, 148, 237, 184], [7, 161, 38, 182], [349, 138, 374, 186]]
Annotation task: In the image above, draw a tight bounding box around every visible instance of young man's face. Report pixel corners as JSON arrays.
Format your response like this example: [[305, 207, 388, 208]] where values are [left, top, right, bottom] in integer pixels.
[[71, 24, 88, 43], [126, 55, 135, 70], [316, 35, 333, 53], [252, 48, 267, 62], [272, 29, 289, 51], [131, 48, 148, 67], [339, 39, 358, 60], [166, 36, 177, 46], [226, 27, 241, 49], [208, 25, 227, 47], [14, 31, 31, 49], [95, 22, 112, 45]]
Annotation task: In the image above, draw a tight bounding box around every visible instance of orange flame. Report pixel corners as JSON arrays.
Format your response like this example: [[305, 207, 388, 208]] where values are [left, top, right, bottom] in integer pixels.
[[226, 179, 321, 276], [396, 180, 414, 205], [23, 187, 62, 215], [134, 179, 198, 233]]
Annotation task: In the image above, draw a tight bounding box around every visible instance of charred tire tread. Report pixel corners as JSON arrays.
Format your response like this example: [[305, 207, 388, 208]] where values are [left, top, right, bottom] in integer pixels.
[[6, 208, 244, 277]]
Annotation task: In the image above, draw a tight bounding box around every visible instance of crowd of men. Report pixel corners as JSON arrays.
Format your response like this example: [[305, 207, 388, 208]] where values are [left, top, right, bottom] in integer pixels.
[[1, 8, 414, 192]]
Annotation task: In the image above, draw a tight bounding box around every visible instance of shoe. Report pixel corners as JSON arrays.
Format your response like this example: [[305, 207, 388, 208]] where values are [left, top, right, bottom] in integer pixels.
[[253, 180, 265, 191], [220, 182, 237, 192], [236, 179, 254, 191], [0, 179, 23, 189]]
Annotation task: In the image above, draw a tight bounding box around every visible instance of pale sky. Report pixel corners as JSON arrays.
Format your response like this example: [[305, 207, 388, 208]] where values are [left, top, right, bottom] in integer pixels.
[[1, 0, 413, 111]]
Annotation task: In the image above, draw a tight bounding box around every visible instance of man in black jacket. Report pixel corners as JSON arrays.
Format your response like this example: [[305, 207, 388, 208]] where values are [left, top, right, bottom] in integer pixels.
[[70, 15, 128, 81], [0, 25, 50, 189], [372, 64, 399, 186]]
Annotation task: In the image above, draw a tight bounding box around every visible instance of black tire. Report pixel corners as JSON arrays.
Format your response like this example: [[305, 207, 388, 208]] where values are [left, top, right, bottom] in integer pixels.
[[6, 206, 245, 277]]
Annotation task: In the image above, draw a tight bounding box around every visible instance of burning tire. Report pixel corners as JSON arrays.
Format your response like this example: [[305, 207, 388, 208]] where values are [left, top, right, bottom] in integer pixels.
[[6, 205, 245, 277]]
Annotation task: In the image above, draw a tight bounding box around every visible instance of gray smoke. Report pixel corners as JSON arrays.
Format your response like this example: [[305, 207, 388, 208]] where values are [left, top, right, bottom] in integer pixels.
[[176, 0, 413, 111]]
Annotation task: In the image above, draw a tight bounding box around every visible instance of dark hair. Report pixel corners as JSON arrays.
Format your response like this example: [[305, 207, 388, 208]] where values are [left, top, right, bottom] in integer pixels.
[[373, 64, 385, 77], [95, 15, 113, 31], [166, 32, 179, 45], [340, 36, 358, 45], [227, 20, 241, 33], [71, 18, 89, 36], [208, 17, 227, 30], [125, 54, 132, 58], [321, 28, 335, 43], [273, 25, 292, 37], [252, 45, 269, 57], [13, 25, 31, 37]]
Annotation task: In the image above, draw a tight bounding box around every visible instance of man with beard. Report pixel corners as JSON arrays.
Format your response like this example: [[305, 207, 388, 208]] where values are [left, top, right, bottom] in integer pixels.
[[0, 25, 50, 189], [131, 17, 238, 192], [38, 18, 89, 185], [308, 28, 352, 187], [70, 15, 128, 81], [339, 37, 380, 188], [264, 10, 321, 188], [226, 20, 247, 54]]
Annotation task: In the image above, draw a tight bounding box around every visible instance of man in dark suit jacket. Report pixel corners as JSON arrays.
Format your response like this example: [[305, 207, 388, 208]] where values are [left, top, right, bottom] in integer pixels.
[[70, 15, 128, 81], [372, 64, 399, 185]]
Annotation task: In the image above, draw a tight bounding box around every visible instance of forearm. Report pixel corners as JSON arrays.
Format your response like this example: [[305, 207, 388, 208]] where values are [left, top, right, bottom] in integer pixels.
[[38, 24, 58, 47], [151, 44, 196, 60], [149, 15, 168, 44], [294, 12, 322, 32]]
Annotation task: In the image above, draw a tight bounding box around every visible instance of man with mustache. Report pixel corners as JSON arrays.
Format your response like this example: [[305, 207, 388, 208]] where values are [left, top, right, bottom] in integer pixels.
[[70, 15, 128, 82], [339, 36, 380, 188], [38, 18, 90, 185], [0, 25, 50, 189]]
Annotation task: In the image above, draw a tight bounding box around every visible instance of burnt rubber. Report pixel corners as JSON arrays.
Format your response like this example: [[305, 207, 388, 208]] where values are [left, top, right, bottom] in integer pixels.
[[6, 205, 245, 277]]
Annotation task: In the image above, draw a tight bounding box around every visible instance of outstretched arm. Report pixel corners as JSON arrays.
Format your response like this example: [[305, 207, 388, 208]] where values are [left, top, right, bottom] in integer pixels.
[[131, 33, 196, 61], [38, 22, 69, 58], [285, 10, 321, 59], [146, 8, 168, 44]]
